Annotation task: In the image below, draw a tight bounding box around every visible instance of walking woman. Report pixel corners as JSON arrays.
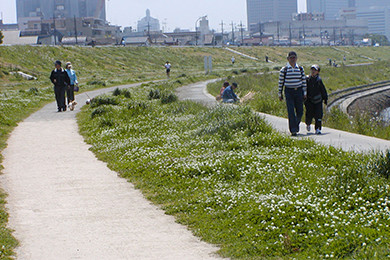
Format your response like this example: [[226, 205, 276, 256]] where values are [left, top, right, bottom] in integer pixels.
[[164, 61, 171, 79], [65, 62, 78, 111], [305, 64, 328, 134], [50, 60, 70, 112]]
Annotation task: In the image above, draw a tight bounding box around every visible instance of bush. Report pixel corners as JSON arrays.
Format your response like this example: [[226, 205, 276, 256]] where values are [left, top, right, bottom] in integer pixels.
[[160, 92, 177, 104], [87, 80, 106, 86], [374, 151, 390, 178], [90, 96, 119, 108], [28, 87, 39, 95], [148, 89, 161, 100], [91, 106, 110, 118], [113, 88, 131, 98]]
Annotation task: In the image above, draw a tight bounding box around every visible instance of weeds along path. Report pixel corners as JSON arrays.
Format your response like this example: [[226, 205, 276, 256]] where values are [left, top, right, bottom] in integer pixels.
[[1, 82, 220, 259], [177, 80, 390, 153]]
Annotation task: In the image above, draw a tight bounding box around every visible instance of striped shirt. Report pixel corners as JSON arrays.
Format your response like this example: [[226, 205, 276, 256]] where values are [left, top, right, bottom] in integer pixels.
[[278, 63, 307, 96]]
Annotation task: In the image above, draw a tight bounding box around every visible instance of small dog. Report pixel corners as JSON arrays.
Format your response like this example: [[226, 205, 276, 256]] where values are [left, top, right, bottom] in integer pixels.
[[68, 101, 77, 111]]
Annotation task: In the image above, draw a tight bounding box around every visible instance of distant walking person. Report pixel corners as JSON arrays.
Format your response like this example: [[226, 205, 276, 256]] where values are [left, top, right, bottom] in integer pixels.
[[65, 62, 78, 111], [278, 51, 307, 136], [50, 60, 70, 112], [231, 57, 235, 65], [222, 82, 239, 103], [265, 55, 269, 63], [165, 61, 171, 78], [305, 65, 328, 135]]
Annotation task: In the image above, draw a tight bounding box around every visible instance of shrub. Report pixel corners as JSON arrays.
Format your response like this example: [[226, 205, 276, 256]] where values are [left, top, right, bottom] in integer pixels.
[[90, 96, 119, 108], [112, 88, 121, 96], [91, 106, 110, 118], [374, 151, 390, 178], [148, 89, 161, 100], [28, 87, 39, 95], [112, 88, 131, 98], [87, 80, 106, 86], [160, 92, 177, 104]]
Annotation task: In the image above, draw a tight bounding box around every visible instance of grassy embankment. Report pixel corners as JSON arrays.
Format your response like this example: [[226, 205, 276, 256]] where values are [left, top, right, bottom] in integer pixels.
[[78, 80, 390, 259], [208, 59, 390, 140], [0, 45, 260, 258]]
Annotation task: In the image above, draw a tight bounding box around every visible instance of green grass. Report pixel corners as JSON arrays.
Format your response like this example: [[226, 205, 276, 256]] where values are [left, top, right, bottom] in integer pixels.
[[207, 60, 390, 140], [78, 82, 390, 259]]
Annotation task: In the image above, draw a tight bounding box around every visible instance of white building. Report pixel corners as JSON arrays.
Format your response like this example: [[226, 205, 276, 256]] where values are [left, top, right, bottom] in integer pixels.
[[355, 0, 390, 11], [247, 0, 297, 32], [307, 0, 352, 20], [137, 9, 160, 33]]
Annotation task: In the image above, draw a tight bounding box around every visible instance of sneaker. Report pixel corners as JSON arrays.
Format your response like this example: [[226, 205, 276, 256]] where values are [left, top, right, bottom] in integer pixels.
[[291, 132, 297, 136], [315, 129, 322, 135], [306, 125, 311, 132]]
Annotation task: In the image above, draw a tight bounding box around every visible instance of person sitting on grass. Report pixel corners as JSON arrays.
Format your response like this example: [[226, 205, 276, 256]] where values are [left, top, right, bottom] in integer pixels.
[[222, 82, 239, 103], [216, 81, 230, 101]]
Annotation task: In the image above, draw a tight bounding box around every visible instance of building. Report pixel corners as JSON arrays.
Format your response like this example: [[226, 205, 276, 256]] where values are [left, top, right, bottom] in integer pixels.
[[307, 0, 353, 20], [137, 9, 160, 33], [16, 0, 106, 30], [0, 20, 19, 31], [293, 13, 325, 21], [355, 0, 390, 11], [247, 0, 297, 32], [356, 6, 390, 40]]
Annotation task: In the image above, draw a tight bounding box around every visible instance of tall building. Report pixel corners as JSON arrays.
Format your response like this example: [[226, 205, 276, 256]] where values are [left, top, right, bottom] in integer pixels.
[[307, 0, 350, 20], [356, 6, 390, 40], [247, 0, 297, 32], [16, 0, 106, 29], [355, 0, 390, 10], [137, 9, 160, 33]]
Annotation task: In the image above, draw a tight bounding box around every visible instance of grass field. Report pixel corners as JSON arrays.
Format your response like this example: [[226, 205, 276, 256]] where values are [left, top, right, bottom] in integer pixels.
[[1, 45, 390, 258], [78, 82, 390, 259], [208, 60, 390, 140]]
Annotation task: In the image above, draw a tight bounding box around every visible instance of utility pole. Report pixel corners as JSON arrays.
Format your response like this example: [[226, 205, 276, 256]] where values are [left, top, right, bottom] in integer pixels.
[[333, 27, 336, 45], [303, 24, 306, 46], [231, 21, 235, 45], [53, 15, 57, 45], [259, 22, 262, 45], [277, 21, 280, 43], [320, 26, 323, 46], [239, 21, 244, 45], [289, 22, 292, 46], [220, 20, 225, 46], [340, 28, 343, 45], [74, 16, 78, 45]]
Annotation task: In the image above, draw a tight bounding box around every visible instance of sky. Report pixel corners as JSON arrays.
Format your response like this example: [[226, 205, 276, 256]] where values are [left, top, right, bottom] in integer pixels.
[[0, 0, 306, 31]]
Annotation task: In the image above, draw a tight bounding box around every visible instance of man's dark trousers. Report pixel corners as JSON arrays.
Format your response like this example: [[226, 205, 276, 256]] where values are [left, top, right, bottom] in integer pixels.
[[305, 100, 323, 130], [54, 85, 66, 110], [285, 88, 304, 133]]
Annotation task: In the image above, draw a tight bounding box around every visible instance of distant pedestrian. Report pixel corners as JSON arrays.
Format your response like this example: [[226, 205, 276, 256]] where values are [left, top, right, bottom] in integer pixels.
[[222, 82, 239, 103], [305, 65, 328, 135], [329, 58, 332, 66], [265, 55, 269, 63], [50, 60, 70, 112], [164, 61, 171, 78], [216, 81, 230, 101], [231, 57, 235, 65], [343, 55, 346, 62], [65, 62, 78, 111], [278, 51, 307, 136]]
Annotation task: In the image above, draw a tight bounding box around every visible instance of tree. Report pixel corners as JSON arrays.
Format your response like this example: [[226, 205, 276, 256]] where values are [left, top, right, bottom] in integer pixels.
[[363, 33, 390, 46], [0, 31, 3, 45]]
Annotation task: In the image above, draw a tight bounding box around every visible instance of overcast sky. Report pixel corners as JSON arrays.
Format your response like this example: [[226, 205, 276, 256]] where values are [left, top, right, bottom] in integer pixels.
[[0, 0, 306, 31]]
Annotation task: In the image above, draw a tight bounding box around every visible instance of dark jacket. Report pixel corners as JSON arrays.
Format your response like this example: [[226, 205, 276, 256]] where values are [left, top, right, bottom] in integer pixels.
[[306, 75, 328, 104], [50, 68, 71, 88], [222, 86, 238, 101]]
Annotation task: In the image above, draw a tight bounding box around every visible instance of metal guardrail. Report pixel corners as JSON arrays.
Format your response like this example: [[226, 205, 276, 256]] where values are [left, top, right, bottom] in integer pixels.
[[328, 80, 390, 107]]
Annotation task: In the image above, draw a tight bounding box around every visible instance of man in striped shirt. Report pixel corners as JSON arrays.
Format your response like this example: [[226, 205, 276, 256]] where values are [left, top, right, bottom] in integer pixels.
[[278, 51, 307, 136]]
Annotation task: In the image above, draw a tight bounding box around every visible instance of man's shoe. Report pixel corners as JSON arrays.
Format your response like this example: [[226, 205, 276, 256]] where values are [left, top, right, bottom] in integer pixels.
[[316, 129, 322, 135], [63, 106, 67, 112], [291, 132, 297, 136], [306, 125, 311, 132], [57, 109, 62, 112]]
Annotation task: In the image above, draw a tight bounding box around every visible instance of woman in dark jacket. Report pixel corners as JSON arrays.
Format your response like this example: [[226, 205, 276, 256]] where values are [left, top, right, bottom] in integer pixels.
[[305, 64, 328, 134]]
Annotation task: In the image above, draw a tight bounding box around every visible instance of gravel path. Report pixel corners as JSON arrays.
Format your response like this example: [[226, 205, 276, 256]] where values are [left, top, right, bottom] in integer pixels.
[[1, 83, 220, 259], [176, 80, 390, 153]]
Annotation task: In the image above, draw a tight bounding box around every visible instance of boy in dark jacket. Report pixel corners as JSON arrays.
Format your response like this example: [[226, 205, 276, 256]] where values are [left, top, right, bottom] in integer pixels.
[[305, 64, 328, 134], [50, 60, 71, 112]]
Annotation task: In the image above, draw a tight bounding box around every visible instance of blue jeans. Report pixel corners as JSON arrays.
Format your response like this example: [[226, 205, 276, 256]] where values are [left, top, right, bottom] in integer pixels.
[[285, 88, 304, 134]]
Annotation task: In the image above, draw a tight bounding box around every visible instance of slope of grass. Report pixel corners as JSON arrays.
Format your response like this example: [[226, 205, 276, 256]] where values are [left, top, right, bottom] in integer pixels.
[[78, 82, 390, 259], [208, 60, 390, 140]]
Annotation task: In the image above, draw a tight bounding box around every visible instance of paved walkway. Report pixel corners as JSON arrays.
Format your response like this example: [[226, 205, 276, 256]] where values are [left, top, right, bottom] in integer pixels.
[[1, 83, 220, 259], [177, 80, 390, 153]]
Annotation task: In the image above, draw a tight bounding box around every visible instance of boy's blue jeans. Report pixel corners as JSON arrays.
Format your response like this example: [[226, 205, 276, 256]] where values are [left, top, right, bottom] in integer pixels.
[[285, 88, 304, 134]]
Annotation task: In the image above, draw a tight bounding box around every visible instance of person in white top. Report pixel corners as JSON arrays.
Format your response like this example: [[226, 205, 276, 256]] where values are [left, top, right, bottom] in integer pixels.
[[164, 61, 171, 78], [231, 57, 235, 65]]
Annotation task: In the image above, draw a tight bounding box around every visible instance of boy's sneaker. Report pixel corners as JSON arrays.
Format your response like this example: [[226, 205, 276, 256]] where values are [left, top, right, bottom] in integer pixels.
[[315, 129, 322, 135], [306, 125, 311, 132]]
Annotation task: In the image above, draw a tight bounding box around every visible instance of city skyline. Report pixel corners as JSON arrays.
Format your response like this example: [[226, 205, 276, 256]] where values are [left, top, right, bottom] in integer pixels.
[[0, 0, 307, 31]]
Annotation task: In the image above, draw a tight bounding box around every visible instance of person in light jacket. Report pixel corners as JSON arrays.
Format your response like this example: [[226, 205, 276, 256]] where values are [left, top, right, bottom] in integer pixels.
[[65, 62, 78, 111]]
